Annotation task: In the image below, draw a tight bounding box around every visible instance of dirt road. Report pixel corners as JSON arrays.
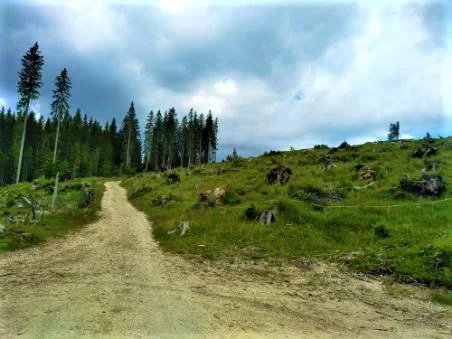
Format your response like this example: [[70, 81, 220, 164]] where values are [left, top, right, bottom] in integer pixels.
[[0, 182, 450, 338]]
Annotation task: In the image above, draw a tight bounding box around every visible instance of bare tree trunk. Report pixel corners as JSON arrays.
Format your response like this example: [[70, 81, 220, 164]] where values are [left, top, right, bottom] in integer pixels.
[[53, 116, 61, 164], [51, 172, 59, 209], [126, 128, 131, 168], [16, 100, 30, 183]]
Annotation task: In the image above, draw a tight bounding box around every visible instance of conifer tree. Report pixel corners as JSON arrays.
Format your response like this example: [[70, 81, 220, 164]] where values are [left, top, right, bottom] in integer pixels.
[[16, 42, 44, 183], [121, 101, 142, 172], [144, 110, 154, 171], [51, 68, 72, 164]]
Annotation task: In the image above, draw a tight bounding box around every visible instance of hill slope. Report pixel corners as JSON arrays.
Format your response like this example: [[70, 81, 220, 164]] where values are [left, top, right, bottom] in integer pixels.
[[123, 138, 452, 288]]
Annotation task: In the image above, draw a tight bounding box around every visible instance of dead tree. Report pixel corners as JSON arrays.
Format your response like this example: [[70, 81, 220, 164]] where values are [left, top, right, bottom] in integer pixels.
[[20, 196, 39, 220]]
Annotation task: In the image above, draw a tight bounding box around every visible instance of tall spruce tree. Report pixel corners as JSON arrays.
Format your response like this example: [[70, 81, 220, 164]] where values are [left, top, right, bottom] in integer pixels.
[[51, 68, 72, 164], [388, 121, 400, 141], [121, 101, 142, 171], [144, 110, 154, 171], [15, 42, 44, 183]]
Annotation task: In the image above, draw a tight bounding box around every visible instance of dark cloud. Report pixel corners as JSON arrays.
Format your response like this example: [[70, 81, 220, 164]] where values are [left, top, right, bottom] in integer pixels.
[[0, 1, 449, 157]]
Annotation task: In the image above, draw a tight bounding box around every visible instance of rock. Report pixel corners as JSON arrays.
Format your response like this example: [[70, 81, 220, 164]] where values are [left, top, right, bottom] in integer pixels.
[[266, 167, 293, 184], [400, 174, 447, 197], [0, 224, 5, 234], [259, 210, 276, 224], [17, 202, 25, 208], [167, 173, 181, 184], [360, 168, 376, 180], [199, 187, 226, 205]]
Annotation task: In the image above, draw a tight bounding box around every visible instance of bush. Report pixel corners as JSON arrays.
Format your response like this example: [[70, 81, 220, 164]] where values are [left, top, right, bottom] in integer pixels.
[[276, 199, 303, 224], [338, 141, 350, 149], [6, 198, 15, 208], [244, 204, 258, 220], [223, 191, 241, 206], [373, 222, 390, 239]]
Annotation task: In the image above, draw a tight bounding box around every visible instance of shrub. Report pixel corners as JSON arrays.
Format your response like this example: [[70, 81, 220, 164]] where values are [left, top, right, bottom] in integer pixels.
[[263, 150, 282, 156], [276, 199, 303, 224], [244, 204, 258, 220], [223, 191, 241, 206], [338, 141, 350, 149], [6, 199, 15, 208], [373, 222, 390, 239]]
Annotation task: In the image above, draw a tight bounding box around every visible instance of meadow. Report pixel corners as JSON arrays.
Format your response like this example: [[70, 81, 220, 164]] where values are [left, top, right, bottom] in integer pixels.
[[123, 137, 452, 288], [0, 177, 104, 251]]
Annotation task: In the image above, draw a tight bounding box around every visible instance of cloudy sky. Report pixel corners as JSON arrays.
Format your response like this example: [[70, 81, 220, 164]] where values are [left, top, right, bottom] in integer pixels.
[[0, 0, 451, 158]]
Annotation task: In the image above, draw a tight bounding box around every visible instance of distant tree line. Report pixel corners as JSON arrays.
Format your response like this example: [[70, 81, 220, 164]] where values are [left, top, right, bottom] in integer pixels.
[[0, 42, 219, 185], [143, 108, 218, 171], [0, 106, 123, 185]]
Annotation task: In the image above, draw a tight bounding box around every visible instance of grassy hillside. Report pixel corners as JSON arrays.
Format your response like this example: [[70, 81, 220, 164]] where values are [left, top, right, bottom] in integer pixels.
[[124, 138, 452, 288], [0, 177, 104, 251]]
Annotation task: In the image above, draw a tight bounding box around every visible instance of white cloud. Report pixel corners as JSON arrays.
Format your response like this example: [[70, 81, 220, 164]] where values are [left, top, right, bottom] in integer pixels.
[[170, 2, 447, 152], [159, 0, 186, 14], [48, 2, 128, 54], [214, 80, 237, 96]]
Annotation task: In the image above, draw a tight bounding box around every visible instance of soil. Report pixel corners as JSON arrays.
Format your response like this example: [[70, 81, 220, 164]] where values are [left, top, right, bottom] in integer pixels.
[[0, 181, 450, 338]]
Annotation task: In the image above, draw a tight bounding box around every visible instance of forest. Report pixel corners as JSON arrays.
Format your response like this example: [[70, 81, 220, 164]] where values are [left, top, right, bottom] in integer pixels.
[[0, 42, 219, 186]]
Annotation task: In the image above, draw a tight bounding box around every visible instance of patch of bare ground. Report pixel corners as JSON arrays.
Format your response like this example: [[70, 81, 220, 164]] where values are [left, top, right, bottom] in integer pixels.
[[0, 182, 450, 338]]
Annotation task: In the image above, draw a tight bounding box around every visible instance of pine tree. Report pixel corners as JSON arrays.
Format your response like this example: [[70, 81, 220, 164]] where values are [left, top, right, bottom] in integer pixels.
[[15, 42, 44, 183], [121, 101, 142, 172], [153, 111, 163, 170], [388, 121, 400, 141], [51, 68, 72, 164], [144, 111, 154, 171]]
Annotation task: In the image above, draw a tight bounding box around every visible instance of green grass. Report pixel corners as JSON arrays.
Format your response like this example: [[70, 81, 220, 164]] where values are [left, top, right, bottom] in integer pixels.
[[123, 137, 452, 288], [0, 177, 105, 251], [431, 291, 452, 305]]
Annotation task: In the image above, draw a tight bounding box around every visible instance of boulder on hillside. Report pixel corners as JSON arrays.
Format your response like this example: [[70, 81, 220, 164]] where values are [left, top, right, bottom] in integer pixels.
[[400, 174, 447, 197], [266, 167, 293, 184], [199, 187, 226, 205], [360, 168, 376, 180]]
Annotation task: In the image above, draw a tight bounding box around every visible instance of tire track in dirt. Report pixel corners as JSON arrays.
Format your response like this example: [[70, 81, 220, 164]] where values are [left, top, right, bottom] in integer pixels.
[[0, 182, 449, 338]]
